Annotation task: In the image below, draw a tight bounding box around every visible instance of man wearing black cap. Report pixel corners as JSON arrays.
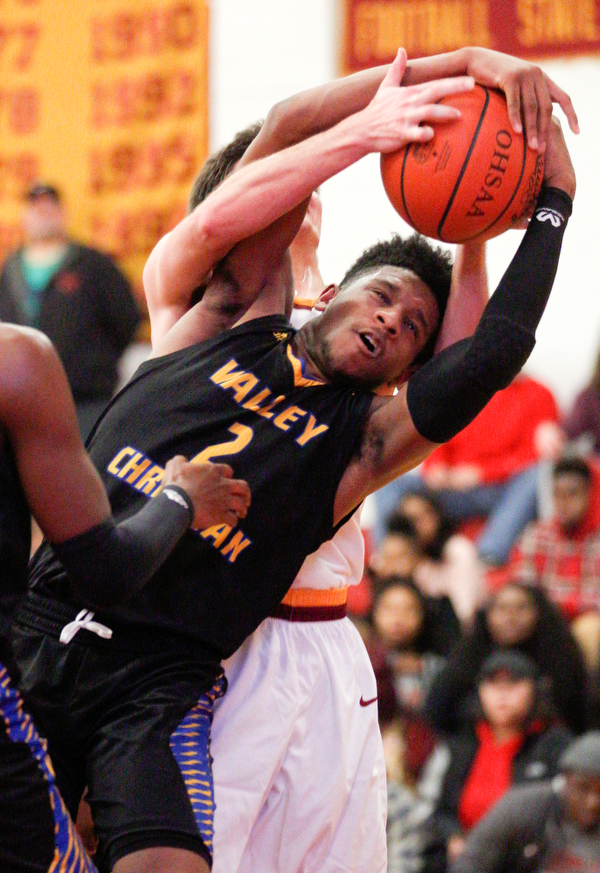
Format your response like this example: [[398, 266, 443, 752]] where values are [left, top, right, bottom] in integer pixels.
[[452, 731, 600, 873], [0, 183, 139, 438]]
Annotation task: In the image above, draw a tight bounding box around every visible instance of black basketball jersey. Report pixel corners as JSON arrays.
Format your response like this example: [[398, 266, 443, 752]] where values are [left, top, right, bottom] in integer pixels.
[[30, 316, 373, 658], [0, 435, 30, 646]]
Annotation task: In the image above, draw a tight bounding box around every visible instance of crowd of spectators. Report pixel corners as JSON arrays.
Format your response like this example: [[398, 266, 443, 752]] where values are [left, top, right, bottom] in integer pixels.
[[360, 365, 600, 871]]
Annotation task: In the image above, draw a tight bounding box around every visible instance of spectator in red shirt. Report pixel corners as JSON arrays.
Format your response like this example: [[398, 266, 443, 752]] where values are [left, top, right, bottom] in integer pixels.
[[425, 651, 571, 873], [374, 375, 561, 566], [511, 458, 600, 621]]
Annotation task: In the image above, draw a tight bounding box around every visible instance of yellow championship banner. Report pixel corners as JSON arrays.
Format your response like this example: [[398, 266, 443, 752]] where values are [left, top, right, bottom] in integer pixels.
[[0, 0, 209, 296], [343, 0, 600, 71]]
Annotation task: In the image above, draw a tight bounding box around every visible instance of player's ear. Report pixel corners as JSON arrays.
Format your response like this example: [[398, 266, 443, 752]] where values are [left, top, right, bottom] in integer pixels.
[[314, 284, 339, 311]]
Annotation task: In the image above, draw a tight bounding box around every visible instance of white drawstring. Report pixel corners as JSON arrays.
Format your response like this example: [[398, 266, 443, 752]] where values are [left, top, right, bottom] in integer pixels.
[[59, 610, 113, 645]]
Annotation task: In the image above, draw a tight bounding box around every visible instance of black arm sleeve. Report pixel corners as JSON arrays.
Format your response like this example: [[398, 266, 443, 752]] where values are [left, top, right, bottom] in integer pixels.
[[407, 187, 572, 444], [52, 485, 194, 610]]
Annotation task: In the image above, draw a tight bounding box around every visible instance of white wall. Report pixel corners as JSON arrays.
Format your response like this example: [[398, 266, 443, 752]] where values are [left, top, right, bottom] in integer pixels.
[[209, 0, 600, 410]]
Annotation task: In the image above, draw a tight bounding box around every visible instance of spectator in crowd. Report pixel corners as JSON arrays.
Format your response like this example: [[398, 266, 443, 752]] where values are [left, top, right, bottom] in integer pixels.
[[398, 491, 486, 627], [511, 457, 600, 621], [0, 183, 140, 438], [426, 651, 572, 873], [374, 374, 561, 566], [564, 347, 600, 455], [368, 514, 424, 583], [367, 574, 460, 808], [370, 575, 459, 719], [424, 582, 588, 735], [451, 731, 600, 873], [384, 710, 441, 873]]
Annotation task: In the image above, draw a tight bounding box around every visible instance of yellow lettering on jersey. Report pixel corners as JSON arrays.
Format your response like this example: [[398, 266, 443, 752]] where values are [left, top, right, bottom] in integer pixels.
[[107, 446, 136, 475], [242, 387, 272, 412], [296, 414, 329, 446], [210, 359, 242, 386], [273, 406, 307, 431], [200, 523, 231, 548], [221, 530, 252, 563], [255, 395, 285, 420], [135, 465, 164, 495], [227, 372, 259, 403], [119, 452, 152, 484]]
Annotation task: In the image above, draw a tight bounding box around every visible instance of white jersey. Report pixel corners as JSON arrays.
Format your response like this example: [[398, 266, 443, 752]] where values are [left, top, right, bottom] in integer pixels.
[[291, 505, 364, 590], [211, 299, 387, 873]]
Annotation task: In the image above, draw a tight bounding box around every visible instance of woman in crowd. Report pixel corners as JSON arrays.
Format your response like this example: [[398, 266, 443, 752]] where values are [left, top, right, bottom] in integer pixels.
[[397, 492, 486, 627], [366, 575, 460, 789], [370, 575, 460, 719], [424, 651, 572, 873], [366, 575, 460, 873], [424, 582, 588, 735]]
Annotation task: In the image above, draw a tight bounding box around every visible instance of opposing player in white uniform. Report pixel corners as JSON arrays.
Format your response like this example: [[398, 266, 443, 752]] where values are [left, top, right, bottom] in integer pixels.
[[210, 188, 489, 872], [140, 47, 574, 873]]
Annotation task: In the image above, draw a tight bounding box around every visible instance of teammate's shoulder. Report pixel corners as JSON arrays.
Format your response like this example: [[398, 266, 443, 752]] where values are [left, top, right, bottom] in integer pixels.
[[0, 325, 60, 396], [0, 323, 54, 363]]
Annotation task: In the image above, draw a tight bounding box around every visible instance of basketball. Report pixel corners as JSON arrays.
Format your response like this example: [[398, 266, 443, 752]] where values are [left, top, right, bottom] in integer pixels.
[[380, 85, 545, 243]]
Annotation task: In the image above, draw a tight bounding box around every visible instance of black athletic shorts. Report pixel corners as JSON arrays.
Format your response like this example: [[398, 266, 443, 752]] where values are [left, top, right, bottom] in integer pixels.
[[0, 660, 98, 873], [12, 593, 224, 871]]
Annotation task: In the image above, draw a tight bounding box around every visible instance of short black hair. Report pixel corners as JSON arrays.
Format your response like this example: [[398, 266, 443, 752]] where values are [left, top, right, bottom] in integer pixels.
[[26, 182, 61, 202], [188, 121, 263, 212], [553, 457, 592, 483], [340, 233, 453, 365], [386, 513, 420, 545]]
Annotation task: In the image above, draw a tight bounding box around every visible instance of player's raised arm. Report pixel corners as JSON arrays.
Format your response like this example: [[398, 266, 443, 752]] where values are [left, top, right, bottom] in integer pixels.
[[145, 56, 473, 346], [434, 238, 489, 353], [402, 46, 579, 150], [245, 47, 577, 166], [334, 118, 575, 524], [0, 326, 251, 608]]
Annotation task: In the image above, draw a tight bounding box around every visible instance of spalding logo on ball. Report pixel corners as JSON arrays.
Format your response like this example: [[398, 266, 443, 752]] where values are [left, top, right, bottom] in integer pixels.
[[381, 85, 544, 243]]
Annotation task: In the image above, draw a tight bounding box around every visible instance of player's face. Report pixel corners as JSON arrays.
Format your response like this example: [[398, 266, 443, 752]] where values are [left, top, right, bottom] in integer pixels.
[[315, 267, 439, 389]]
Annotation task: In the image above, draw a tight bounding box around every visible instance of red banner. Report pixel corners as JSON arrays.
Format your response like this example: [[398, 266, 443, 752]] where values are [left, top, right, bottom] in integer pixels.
[[343, 0, 600, 70]]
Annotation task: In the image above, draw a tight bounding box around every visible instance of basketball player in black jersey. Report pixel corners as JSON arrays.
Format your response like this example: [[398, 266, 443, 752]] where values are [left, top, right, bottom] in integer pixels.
[[12, 48, 577, 873], [0, 323, 250, 873]]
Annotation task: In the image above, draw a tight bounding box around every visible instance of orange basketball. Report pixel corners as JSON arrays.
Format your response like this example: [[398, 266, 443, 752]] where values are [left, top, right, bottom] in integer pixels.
[[380, 85, 544, 243]]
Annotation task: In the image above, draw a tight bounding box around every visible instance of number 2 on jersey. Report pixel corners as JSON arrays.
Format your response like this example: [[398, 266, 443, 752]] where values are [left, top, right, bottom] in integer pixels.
[[191, 422, 253, 464]]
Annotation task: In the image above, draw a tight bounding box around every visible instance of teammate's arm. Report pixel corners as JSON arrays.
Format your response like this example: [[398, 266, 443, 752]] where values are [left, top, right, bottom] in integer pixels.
[[0, 326, 250, 607], [334, 119, 575, 524]]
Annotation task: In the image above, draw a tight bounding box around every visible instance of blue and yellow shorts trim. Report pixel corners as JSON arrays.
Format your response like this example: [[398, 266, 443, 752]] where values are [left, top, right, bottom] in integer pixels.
[[169, 675, 226, 861]]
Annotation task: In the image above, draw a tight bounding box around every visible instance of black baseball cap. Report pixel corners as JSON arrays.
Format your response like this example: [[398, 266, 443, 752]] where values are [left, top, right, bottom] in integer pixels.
[[26, 183, 61, 202], [477, 650, 539, 684]]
